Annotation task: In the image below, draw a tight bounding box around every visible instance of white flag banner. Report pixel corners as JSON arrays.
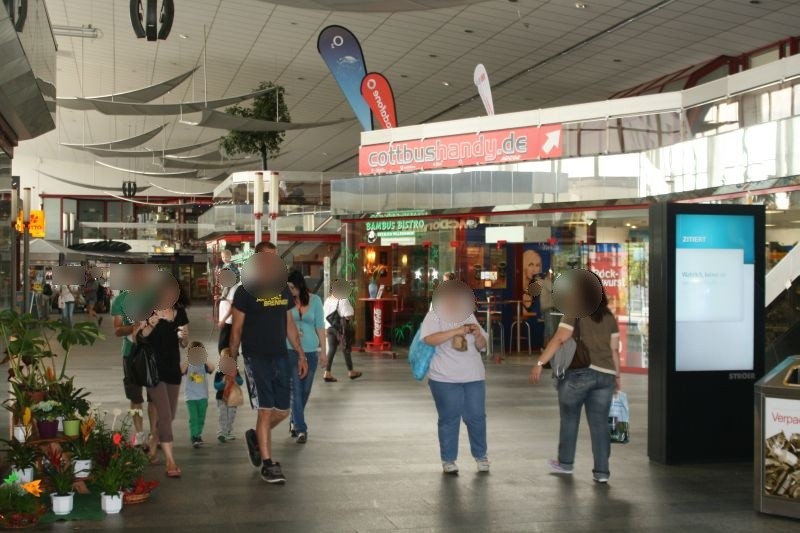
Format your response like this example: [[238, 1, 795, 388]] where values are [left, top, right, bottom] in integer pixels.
[[473, 63, 495, 116]]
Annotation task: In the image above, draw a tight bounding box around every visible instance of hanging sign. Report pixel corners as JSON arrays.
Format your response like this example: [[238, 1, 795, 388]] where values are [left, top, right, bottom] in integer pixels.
[[317, 25, 372, 131], [473, 64, 494, 116], [16, 210, 46, 238], [359, 123, 563, 176]]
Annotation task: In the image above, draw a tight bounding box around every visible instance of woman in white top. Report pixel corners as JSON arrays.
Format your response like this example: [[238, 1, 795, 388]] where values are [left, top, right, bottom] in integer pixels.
[[59, 284, 78, 326], [322, 288, 362, 382], [217, 276, 240, 354], [420, 284, 489, 475]]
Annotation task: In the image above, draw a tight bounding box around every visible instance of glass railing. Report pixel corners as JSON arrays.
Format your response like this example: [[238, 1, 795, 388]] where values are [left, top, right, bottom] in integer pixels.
[[197, 205, 338, 238]]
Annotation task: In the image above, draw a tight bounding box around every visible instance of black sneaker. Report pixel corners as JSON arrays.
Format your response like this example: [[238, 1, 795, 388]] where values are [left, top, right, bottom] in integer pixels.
[[296, 433, 307, 444], [191, 437, 200, 449], [260, 461, 286, 484], [245, 429, 261, 468]]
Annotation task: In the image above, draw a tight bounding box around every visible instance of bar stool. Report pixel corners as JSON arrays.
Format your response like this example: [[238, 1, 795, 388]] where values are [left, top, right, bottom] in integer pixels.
[[510, 319, 532, 355], [477, 313, 505, 355]]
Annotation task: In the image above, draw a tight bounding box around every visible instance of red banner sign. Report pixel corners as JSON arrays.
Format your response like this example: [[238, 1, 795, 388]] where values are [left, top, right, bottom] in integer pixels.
[[359, 123, 562, 175], [361, 73, 397, 130]]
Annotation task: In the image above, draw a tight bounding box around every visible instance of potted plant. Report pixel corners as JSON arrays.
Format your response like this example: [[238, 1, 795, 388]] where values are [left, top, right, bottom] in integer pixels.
[[0, 475, 44, 529], [2, 384, 34, 443], [48, 379, 90, 438], [365, 264, 387, 298], [1, 440, 39, 484], [0, 310, 102, 403], [92, 433, 131, 514], [31, 401, 61, 439], [67, 416, 96, 480], [43, 448, 74, 516]]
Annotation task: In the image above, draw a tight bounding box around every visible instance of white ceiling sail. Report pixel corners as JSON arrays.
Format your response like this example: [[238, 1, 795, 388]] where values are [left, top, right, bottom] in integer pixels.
[[198, 171, 229, 181], [95, 161, 198, 178], [163, 149, 225, 162], [74, 87, 274, 116], [161, 157, 259, 170], [104, 192, 206, 207], [57, 68, 198, 110], [183, 109, 354, 131], [61, 125, 166, 150], [66, 138, 220, 158], [40, 171, 152, 192], [147, 182, 214, 195]]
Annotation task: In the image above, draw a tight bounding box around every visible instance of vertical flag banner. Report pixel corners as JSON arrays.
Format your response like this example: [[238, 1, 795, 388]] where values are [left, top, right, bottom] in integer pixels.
[[317, 25, 372, 131], [361, 72, 397, 129], [473, 63, 495, 116]]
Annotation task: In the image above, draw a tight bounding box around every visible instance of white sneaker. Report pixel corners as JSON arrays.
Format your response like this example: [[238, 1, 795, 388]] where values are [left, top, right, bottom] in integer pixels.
[[548, 458, 574, 475], [476, 457, 490, 472], [442, 462, 459, 475], [133, 432, 146, 447]]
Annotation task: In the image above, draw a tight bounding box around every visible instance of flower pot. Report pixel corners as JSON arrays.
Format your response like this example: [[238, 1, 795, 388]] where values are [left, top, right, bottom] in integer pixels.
[[12, 425, 28, 443], [123, 491, 151, 505], [26, 390, 46, 404], [368, 282, 378, 299], [36, 420, 58, 439], [50, 492, 74, 516], [73, 459, 92, 479], [0, 509, 42, 529], [62, 419, 80, 437], [100, 492, 123, 514], [11, 466, 34, 483]]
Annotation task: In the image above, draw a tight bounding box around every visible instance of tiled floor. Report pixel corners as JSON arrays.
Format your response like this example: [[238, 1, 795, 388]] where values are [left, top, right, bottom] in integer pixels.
[[16, 306, 798, 532]]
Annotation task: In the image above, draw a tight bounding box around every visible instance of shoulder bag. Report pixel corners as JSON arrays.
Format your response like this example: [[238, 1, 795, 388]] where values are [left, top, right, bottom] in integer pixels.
[[551, 318, 589, 386], [130, 334, 159, 388], [408, 329, 436, 381]]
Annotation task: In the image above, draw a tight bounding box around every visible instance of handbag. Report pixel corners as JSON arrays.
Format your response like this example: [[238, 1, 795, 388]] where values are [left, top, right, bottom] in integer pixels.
[[326, 309, 343, 332], [225, 380, 244, 407], [130, 335, 159, 388], [408, 329, 436, 381], [608, 391, 630, 444], [568, 318, 591, 369]]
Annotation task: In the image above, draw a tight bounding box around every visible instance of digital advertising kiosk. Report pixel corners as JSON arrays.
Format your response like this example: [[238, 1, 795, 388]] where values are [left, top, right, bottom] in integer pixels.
[[648, 203, 765, 464]]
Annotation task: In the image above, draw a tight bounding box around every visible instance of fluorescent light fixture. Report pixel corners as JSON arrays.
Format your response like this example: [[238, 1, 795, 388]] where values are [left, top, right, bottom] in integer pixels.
[[52, 25, 99, 38]]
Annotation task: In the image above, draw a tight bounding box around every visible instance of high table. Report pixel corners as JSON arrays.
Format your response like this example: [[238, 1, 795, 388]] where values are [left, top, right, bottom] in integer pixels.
[[475, 298, 511, 362], [358, 298, 396, 353]]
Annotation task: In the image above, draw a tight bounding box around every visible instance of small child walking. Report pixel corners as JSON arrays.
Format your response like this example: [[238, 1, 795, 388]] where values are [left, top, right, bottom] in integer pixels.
[[214, 348, 244, 443], [181, 341, 215, 448]]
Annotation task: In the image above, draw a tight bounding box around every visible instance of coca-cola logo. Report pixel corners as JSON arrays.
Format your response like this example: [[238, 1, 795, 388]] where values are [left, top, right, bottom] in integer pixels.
[[373, 308, 382, 337]]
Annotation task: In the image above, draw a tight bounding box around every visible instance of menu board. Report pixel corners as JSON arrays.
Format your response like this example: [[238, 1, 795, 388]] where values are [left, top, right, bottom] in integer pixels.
[[674, 214, 755, 371]]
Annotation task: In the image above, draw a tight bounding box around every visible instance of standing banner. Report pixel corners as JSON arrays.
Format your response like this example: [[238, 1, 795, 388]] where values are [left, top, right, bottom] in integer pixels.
[[317, 25, 372, 131], [473, 63, 494, 116], [361, 72, 397, 129]]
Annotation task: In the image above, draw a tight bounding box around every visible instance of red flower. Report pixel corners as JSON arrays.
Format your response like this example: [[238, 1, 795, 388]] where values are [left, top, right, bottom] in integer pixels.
[[112, 432, 122, 446]]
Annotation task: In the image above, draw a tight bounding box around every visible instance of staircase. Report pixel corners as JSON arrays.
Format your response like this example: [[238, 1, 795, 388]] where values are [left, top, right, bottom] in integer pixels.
[[764, 244, 800, 371]]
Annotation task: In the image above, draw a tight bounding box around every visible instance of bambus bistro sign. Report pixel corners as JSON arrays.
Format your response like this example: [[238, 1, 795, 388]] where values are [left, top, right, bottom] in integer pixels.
[[359, 123, 562, 176], [365, 211, 477, 243]]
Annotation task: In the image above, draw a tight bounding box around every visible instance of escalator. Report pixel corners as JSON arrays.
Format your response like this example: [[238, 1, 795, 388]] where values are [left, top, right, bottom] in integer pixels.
[[764, 244, 800, 371]]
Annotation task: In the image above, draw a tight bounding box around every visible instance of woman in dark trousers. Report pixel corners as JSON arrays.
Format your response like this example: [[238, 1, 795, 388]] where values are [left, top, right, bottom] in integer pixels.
[[529, 274, 621, 483], [322, 289, 361, 382], [135, 285, 190, 478]]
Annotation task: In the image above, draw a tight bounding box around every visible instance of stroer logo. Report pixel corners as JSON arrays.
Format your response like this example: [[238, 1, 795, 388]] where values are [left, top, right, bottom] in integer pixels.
[[359, 124, 562, 176]]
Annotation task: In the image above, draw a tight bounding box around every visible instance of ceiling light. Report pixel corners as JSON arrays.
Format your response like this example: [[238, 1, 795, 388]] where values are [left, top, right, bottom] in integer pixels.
[[749, 0, 761, 4], [400, 74, 408, 78], [766, 209, 783, 214], [765, 224, 776, 227], [464, 29, 474, 33], [613, 58, 622, 63], [52, 24, 99, 39], [442, 81, 450, 87], [575, 2, 587, 8], [631, 225, 637, 229], [428, 54, 438, 58], [179, 33, 189, 39], [297, 77, 305, 80], [625, 222, 631, 227]]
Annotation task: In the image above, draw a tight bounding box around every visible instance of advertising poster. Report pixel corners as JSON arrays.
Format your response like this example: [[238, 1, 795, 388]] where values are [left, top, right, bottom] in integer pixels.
[[674, 214, 755, 372], [763, 397, 800, 499], [522, 245, 552, 346], [589, 244, 628, 317], [473, 63, 494, 116], [317, 25, 372, 131]]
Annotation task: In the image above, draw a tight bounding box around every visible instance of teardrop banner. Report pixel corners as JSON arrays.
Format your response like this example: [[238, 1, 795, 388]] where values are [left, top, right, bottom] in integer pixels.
[[317, 25, 373, 131], [361, 72, 397, 129], [473, 63, 495, 116]]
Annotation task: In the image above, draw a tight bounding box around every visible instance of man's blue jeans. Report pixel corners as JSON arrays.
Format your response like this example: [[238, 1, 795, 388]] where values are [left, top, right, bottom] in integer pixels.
[[428, 380, 487, 463], [289, 350, 319, 433], [557, 368, 616, 476]]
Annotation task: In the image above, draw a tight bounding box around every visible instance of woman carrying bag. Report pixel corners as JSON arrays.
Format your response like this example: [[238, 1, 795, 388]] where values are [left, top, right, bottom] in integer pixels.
[[529, 272, 620, 484]]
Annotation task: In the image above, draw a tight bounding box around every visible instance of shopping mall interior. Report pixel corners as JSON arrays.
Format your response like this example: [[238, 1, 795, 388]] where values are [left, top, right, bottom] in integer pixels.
[[2, 0, 800, 530]]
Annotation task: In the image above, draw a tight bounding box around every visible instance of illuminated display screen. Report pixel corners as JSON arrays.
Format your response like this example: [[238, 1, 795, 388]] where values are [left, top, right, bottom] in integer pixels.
[[674, 214, 755, 372]]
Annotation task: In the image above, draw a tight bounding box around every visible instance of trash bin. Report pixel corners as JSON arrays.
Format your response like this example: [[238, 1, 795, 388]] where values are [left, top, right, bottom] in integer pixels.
[[754, 355, 800, 518]]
